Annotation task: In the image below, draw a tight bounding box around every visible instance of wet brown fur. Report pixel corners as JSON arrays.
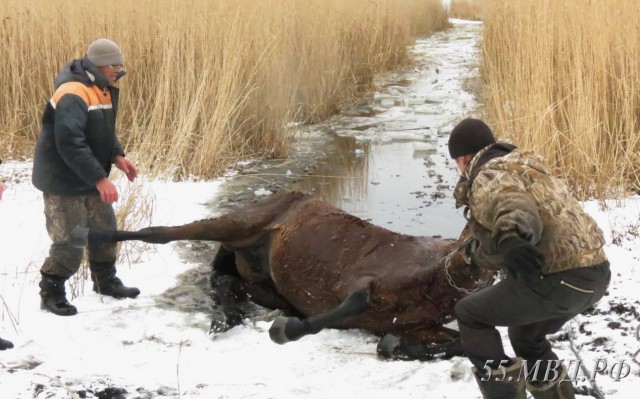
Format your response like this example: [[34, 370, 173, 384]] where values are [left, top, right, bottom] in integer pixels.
[[125, 191, 493, 344]]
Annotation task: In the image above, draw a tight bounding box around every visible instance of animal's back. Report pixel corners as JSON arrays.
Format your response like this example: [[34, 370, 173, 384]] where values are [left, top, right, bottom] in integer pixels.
[[267, 196, 451, 320], [215, 191, 490, 345]]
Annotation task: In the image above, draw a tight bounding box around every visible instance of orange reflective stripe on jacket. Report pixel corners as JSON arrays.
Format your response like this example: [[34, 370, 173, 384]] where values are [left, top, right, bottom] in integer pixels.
[[49, 81, 112, 111]]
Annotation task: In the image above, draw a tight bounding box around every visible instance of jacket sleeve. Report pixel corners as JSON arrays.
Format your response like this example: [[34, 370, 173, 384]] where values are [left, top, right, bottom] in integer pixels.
[[470, 169, 543, 246], [53, 94, 108, 185], [112, 136, 125, 162]]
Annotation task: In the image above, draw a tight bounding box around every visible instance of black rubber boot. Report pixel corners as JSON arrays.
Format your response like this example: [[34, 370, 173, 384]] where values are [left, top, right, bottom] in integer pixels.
[[473, 358, 527, 399], [0, 337, 14, 350], [527, 364, 576, 399], [39, 273, 78, 316], [91, 262, 140, 299]]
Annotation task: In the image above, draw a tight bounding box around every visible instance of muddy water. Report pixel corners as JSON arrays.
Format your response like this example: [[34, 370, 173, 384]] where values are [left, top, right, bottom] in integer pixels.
[[161, 21, 483, 313], [216, 20, 482, 238]]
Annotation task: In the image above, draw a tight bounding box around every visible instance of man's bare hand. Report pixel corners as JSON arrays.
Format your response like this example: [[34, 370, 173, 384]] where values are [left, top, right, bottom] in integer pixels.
[[114, 155, 138, 182], [96, 178, 118, 203]]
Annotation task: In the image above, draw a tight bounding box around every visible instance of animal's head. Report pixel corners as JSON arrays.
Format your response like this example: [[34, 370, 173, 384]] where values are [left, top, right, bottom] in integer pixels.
[[442, 222, 494, 294]]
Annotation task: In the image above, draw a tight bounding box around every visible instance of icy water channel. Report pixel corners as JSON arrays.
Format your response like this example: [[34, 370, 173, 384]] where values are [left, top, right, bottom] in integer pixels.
[[162, 20, 484, 312], [213, 20, 482, 239]]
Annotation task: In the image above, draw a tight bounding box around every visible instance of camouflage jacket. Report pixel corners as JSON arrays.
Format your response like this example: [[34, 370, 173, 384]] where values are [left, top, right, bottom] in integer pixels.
[[453, 144, 608, 274]]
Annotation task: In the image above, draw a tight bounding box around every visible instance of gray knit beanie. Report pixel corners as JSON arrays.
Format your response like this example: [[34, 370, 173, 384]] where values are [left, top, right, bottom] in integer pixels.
[[448, 118, 496, 158], [86, 39, 124, 67]]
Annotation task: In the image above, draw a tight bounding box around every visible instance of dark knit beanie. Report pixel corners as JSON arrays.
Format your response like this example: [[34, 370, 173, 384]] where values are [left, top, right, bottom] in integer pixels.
[[448, 118, 496, 158], [86, 39, 124, 67]]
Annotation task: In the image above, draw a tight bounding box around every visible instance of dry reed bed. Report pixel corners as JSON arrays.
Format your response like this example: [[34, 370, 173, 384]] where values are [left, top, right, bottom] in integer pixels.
[[449, 0, 484, 21], [481, 0, 640, 199], [0, 0, 448, 179]]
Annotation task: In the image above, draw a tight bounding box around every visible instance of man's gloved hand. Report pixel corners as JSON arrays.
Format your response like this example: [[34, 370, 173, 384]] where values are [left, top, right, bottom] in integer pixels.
[[498, 236, 545, 283]]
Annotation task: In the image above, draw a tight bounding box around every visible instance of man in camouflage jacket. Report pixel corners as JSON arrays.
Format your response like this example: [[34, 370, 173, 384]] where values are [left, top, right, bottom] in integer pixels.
[[448, 118, 610, 399], [32, 39, 140, 316]]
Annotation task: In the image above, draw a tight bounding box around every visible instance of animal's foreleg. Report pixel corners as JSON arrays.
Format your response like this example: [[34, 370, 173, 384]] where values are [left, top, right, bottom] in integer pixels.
[[269, 287, 370, 344], [210, 273, 248, 333]]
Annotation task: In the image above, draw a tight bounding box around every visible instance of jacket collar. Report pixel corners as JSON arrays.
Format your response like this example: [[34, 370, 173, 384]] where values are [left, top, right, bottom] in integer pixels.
[[453, 143, 517, 209], [81, 57, 112, 90], [53, 57, 125, 91]]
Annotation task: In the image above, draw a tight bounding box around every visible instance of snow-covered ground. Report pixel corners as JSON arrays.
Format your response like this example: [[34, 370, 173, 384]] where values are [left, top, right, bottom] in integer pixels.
[[1, 19, 639, 399], [1, 161, 639, 399]]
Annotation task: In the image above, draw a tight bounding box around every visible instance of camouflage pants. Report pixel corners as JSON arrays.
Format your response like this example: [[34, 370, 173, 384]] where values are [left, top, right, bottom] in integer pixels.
[[41, 193, 118, 278]]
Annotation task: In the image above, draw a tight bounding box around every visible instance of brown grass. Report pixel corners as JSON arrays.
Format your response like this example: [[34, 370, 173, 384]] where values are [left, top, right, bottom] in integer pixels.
[[0, 0, 449, 180], [449, 0, 484, 21], [480, 0, 640, 199], [1, 0, 450, 291]]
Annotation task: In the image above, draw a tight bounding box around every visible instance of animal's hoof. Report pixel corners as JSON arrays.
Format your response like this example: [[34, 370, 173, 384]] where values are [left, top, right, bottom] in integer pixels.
[[269, 316, 292, 344], [209, 311, 243, 334], [209, 312, 229, 334], [377, 334, 464, 361], [269, 316, 306, 344], [377, 333, 401, 359]]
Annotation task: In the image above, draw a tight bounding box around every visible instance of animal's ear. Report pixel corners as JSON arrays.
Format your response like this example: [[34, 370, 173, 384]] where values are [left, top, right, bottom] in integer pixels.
[[462, 238, 479, 264]]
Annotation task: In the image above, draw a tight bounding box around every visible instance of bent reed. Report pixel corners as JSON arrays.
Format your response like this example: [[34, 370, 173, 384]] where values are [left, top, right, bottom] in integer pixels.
[[0, 0, 448, 179], [481, 0, 640, 199]]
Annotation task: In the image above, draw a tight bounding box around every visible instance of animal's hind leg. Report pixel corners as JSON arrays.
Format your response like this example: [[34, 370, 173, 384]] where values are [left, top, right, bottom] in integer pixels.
[[377, 326, 463, 361], [209, 246, 300, 333], [211, 245, 242, 279], [82, 192, 307, 245], [243, 283, 302, 317], [209, 247, 248, 333], [269, 286, 371, 344]]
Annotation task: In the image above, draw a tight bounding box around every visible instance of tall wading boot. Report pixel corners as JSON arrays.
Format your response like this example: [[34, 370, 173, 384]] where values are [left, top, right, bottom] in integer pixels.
[[39, 273, 78, 316], [473, 358, 527, 399], [90, 261, 140, 299], [0, 337, 14, 350], [526, 363, 576, 399]]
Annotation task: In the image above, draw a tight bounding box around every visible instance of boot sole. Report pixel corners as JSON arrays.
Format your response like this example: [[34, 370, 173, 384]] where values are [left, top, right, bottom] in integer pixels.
[[93, 289, 141, 299], [40, 302, 78, 316]]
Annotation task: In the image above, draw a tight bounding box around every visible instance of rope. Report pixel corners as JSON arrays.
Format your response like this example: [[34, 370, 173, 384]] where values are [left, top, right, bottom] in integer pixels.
[[442, 245, 492, 294]]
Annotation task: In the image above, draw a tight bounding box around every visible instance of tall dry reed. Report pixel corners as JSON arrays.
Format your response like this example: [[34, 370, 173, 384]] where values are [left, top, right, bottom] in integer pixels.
[[0, 0, 449, 180], [480, 0, 640, 199], [449, 0, 484, 21]]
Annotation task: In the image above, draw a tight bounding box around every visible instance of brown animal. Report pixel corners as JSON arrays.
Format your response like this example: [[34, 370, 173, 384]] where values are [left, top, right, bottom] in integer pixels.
[[74, 191, 493, 360]]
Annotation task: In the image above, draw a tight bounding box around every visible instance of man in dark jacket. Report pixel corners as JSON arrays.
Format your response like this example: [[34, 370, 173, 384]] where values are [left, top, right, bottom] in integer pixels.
[[32, 39, 140, 316], [448, 118, 610, 399]]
